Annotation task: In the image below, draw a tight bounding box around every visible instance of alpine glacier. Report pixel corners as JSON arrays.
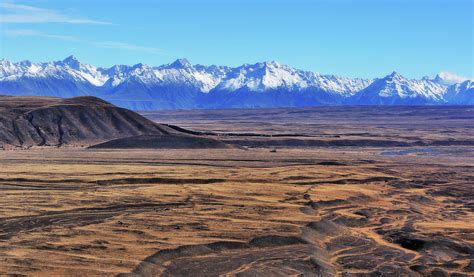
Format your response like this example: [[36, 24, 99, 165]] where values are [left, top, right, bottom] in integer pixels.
[[0, 56, 472, 110]]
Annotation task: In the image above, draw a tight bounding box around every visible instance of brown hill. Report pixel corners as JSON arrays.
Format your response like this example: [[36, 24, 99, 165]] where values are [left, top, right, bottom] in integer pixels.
[[0, 95, 225, 148]]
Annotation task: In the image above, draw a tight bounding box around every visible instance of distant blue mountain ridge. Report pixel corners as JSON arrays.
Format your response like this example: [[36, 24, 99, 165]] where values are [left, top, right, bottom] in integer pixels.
[[0, 56, 472, 109]]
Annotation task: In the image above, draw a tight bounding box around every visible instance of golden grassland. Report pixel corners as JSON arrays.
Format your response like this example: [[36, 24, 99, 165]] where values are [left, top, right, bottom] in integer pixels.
[[0, 147, 473, 276]]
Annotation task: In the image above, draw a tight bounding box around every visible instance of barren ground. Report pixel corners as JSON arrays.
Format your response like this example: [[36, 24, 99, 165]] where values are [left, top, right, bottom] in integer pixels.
[[1, 106, 473, 276]]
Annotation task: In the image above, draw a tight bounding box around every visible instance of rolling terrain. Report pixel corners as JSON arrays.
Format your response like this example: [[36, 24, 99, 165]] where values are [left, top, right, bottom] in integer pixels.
[[0, 148, 472, 276], [0, 104, 473, 276]]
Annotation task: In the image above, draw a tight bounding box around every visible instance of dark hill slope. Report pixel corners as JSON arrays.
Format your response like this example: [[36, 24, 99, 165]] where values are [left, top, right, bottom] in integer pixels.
[[0, 96, 220, 148], [89, 134, 230, 149]]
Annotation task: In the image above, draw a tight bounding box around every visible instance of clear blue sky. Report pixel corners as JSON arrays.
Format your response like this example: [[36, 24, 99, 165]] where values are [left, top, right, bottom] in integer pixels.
[[0, 0, 472, 79]]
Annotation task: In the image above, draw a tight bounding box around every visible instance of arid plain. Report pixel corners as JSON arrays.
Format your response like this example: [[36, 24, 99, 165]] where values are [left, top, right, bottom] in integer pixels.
[[1, 106, 473, 276]]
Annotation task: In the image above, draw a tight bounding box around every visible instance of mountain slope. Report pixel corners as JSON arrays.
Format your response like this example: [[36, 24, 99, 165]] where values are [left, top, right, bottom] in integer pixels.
[[0, 56, 472, 109], [0, 96, 225, 148], [351, 72, 447, 105], [443, 80, 474, 105]]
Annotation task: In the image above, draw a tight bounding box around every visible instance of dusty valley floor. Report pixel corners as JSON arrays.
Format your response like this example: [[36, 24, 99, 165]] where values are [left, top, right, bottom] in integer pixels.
[[0, 106, 473, 276]]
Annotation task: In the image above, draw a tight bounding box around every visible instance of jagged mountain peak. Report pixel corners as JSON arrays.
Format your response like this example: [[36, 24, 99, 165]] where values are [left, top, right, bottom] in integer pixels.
[[458, 79, 473, 89], [243, 60, 286, 71], [131, 63, 150, 70], [167, 58, 192, 69], [433, 72, 473, 86], [384, 71, 405, 81], [60, 55, 81, 69], [104, 64, 132, 73], [355, 70, 449, 105], [443, 79, 474, 104], [433, 74, 444, 84], [0, 59, 13, 66], [63, 55, 79, 62], [262, 60, 282, 68], [0, 57, 472, 108]]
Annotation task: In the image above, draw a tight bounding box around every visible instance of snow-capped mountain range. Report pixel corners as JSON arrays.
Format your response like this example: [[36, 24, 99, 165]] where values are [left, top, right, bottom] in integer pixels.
[[0, 56, 472, 109]]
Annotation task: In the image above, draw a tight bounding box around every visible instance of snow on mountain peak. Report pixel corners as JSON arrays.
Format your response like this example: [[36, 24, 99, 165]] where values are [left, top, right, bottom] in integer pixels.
[[0, 57, 371, 94], [0, 57, 375, 95], [61, 55, 80, 68], [263, 60, 282, 68], [385, 71, 404, 81], [2, 56, 472, 107], [361, 71, 447, 102], [167, 58, 192, 69], [0, 59, 13, 67], [214, 61, 296, 91]]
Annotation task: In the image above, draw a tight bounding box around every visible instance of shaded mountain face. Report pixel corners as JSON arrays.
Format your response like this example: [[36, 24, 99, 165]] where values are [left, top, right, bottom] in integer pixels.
[[0, 57, 472, 109], [443, 80, 474, 105], [0, 96, 183, 147]]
